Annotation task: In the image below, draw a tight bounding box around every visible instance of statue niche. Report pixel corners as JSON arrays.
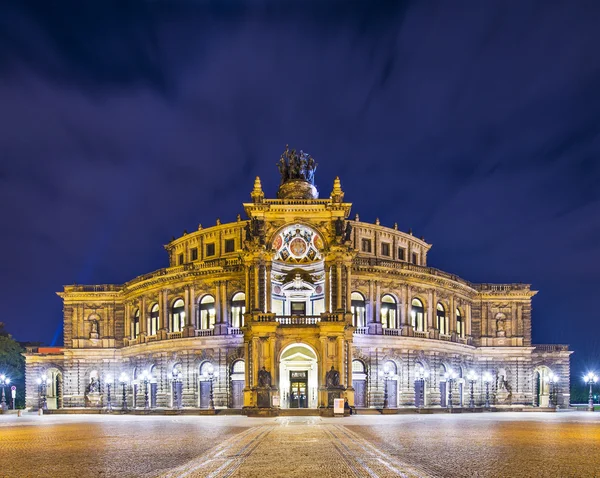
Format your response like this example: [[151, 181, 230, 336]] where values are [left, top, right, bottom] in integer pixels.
[[326, 366, 345, 408]]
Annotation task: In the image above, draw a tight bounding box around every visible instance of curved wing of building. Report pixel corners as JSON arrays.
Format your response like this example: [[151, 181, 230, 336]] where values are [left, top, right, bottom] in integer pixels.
[[25, 148, 571, 412]]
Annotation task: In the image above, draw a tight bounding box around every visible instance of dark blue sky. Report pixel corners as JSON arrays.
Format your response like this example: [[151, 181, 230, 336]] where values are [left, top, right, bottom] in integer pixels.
[[1, 1, 599, 381]]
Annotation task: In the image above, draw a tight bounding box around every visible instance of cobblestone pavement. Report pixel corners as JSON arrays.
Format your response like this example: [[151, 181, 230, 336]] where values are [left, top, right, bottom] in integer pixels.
[[1, 412, 599, 478]]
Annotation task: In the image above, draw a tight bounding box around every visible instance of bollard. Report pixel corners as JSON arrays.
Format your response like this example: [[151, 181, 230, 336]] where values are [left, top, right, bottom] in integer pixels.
[[17, 410, 22, 417], [38, 409, 43, 416]]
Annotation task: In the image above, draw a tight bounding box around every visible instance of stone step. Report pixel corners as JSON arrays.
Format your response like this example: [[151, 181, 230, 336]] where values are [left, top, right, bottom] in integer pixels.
[[279, 408, 320, 416]]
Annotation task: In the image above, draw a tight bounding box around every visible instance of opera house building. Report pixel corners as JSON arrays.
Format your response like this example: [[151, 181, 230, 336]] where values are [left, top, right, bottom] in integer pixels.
[[25, 148, 571, 414]]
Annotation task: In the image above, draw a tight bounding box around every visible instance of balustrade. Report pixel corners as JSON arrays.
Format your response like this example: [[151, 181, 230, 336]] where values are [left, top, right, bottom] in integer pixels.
[[383, 328, 402, 336]]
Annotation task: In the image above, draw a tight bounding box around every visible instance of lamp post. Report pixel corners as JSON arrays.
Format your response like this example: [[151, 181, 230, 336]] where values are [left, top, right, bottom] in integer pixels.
[[444, 369, 458, 409], [378, 363, 393, 409], [482, 372, 492, 409], [105, 375, 113, 412], [119, 373, 129, 411], [584, 372, 598, 411], [141, 370, 152, 410], [466, 370, 478, 409], [172, 369, 183, 409], [202, 364, 219, 409], [0, 374, 10, 411], [545, 372, 559, 408], [415, 366, 429, 408]]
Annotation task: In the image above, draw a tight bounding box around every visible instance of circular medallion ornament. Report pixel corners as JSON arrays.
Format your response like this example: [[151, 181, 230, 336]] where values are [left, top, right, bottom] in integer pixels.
[[273, 235, 282, 251], [289, 238, 307, 257]]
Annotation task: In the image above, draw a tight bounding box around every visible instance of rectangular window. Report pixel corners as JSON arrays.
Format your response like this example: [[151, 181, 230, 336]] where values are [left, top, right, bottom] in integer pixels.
[[361, 238, 372, 253], [178, 253, 184, 265], [381, 242, 390, 256], [412, 252, 418, 265], [224, 238, 235, 253], [206, 243, 215, 257], [190, 247, 198, 261], [398, 248, 405, 261]]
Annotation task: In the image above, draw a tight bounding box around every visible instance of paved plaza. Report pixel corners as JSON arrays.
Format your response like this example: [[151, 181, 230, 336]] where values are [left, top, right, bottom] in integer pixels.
[[1, 412, 599, 477]]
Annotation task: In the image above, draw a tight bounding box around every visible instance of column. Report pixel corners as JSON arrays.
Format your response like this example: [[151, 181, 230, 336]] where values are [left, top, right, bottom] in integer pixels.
[[427, 290, 434, 331], [124, 302, 131, 340], [266, 262, 272, 313], [336, 263, 343, 310], [375, 282, 381, 323], [140, 296, 147, 338], [345, 264, 352, 312], [244, 265, 251, 311], [337, 336, 345, 386], [159, 289, 168, 339], [450, 296, 456, 337], [324, 263, 331, 313], [466, 304, 472, 337], [253, 265, 260, 311]]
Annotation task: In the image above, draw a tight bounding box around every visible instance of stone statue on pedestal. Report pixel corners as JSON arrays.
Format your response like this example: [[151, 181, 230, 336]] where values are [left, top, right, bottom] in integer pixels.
[[258, 366, 272, 388]]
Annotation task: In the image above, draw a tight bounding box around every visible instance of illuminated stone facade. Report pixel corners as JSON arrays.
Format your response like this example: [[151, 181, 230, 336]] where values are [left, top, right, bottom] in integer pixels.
[[25, 149, 571, 412]]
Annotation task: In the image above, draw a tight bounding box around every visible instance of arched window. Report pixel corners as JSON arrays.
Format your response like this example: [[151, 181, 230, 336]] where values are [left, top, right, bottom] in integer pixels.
[[232, 360, 245, 374], [199, 295, 216, 330], [456, 308, 464, 338], [411, 298, 425, 332], [132, 309, 140, 339], [148, 304, 159, 336], [383, 360, 397, 375], [171, 299, 185, 332], [381, 294, 397, 329], [230, 292, 246, 328], [351, 292, 366, 328], [352, 360, 366, 374], [437, 303, 448, 335]]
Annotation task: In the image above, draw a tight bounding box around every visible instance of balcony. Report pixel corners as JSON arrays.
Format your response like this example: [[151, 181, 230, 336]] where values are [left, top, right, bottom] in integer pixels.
[[383, 328, 402, 336], [354, 327, 369, 335], [276, 315, 321, 326], [534, 344, 569, 352], [167, 332, 183, 340], [227, 327, 243, 335], [195, 329, 214, 337]]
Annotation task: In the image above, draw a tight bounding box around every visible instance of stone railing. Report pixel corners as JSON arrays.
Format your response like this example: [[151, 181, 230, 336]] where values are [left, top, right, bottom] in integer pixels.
[[534, 344, 569, 352], [195, 329, 214, 337], [414, 331, 429, 339], [383, 328, 402, 336], [126, 337, 140, 346], [146, 335, 158, 342], [354, 327, 369, 335], [227, 327, 243, 335], [440, 333, 452, 341], [457, 336, 469, 345], [276, 315, 321, 325], [65, 284, 122, 293], [475, 283, 531, 292], [167, 332, 183, 340]]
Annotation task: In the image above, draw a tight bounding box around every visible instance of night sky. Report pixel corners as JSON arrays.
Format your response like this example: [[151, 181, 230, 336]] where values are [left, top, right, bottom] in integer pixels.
[[1, 2, 599, 383]]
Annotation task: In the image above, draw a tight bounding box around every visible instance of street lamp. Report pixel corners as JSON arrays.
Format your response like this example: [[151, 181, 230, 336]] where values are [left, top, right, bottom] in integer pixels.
[[444, 369, 458, 409], [119, 373, 129, 411], [378, 363, 393, 408], [105, 375, 113, 412], [466, 370, 478, 409], [0, 374, 10, 411], [172, 369, 183, 409], [545, 372, 559, 408], [482, 372, 493, 408], [202, 364, 219, 409], [415, 366, 429, 408], [141, 370, 152, 410], [584, 372, 598, 411]]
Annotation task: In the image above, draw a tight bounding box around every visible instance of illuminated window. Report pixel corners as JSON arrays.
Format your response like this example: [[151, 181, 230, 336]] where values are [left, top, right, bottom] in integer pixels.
[[224, 239, 235, 253], [230, 292, 246, 328], [381, 242, 390, 256], [190, 248, 198, 261], [199, 295, 216, 330], [206, 243, 215, 257], [411, 298, 425, 332], [456, 308, 464, 338], [171, 299, 185, 332], [361, 238, 372, 253], [178, 253, 184, 265], [148, 304, 159, 336], [351, 292, 366, 327], [412, 253, 418, 265], [437, 303, 448, 335], [381, 294, 397, 329], [131, 309, 140, 339]]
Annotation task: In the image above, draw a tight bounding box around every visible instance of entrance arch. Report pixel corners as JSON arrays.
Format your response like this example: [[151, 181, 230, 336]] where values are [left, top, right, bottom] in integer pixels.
[[534, 366, 553, 407], [279, 343, 318, 409]]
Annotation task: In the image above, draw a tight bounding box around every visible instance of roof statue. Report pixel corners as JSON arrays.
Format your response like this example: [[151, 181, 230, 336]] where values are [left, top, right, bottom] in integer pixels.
[[276, 145, 319, 199]]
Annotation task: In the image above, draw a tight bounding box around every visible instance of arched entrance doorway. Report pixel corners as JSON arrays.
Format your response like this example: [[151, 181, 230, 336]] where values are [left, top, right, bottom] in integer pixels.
[[534, 366, 553, 407], [45, 368, 63, 409], [352, 360, 367, 407], [230, 360, 245, 408], [279, 343, 318, 409]]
